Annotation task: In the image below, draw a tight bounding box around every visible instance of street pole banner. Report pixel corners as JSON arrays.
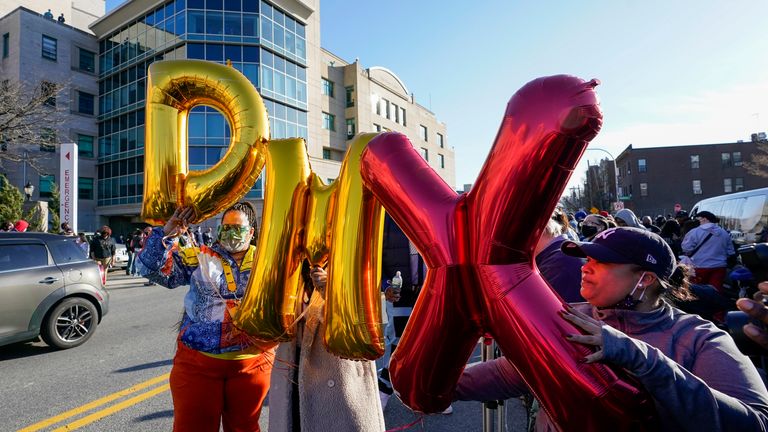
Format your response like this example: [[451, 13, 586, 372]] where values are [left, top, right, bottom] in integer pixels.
[[60, 143, 78, 232]]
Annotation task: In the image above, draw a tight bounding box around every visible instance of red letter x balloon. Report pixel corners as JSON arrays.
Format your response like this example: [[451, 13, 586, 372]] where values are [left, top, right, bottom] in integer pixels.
[[360, 75, 654, 430]]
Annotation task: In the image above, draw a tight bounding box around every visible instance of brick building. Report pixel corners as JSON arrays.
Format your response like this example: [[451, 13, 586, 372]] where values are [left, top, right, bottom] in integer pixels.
[[615, 138, 768, 218]]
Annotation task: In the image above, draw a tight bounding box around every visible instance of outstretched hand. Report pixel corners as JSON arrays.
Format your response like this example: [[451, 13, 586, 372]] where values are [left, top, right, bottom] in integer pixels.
[[562, 305, 605, 364], [163, 207, 194, 236], [736, 281, 768, 349]]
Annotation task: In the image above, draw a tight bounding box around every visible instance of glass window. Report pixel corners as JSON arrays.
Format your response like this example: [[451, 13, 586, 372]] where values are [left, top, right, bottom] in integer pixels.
[[693, 179, 702, 195], [322, 112, 335, 131], [261, 16, 272, 42], [224, 44, 241, 62], [42, 35, 57, 60], [346, 118, 355, 139], [224, 12, 241, 35], [344, 86, 355, 108], [189, 147, 205, 164], [437, 133, 444, 148], [3, 33, 9, 58], [40, 128, 56, 151], [206, 11, 223, 35], [735, 177, 744, 191], [439, 153, 445, 169], [690, 154, 699, 169], [0, 244, 48, 271], [724, 178, 733, 193], [242, 14, 257, 36], [207, 111, 227, 136], [638, 158, 646, 173], [420, 125, 428, 141], [640, 182, 648, 197], [40, 175, 55, 198], [322, 148, 331, 160], [187, 42, 204, 59], [419, 147, 428, 161], [734, 151, 742, 167], [400, 107, 406, 126], [188, 10, 205, 33], [41, 81, 56, 106], [206, 43, 223, 61], [322, 78, 334, 97], [77, 134, 94, 157], [78, 91, 95, 115], [207, 0, 223, 9], [721, 152, 732, 168], [243, 45, 258, 62], [78, 177, 94, 199]]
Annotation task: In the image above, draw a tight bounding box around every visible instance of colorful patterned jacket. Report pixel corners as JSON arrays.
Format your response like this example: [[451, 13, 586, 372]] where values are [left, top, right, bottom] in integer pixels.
[[136, 227, 260, 354]]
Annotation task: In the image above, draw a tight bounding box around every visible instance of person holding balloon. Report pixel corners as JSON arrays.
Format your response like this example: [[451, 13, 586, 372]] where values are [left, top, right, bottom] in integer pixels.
[[456, 227, 768, 430], [136, 203, 275, 432], [268, 262, 386, 432]]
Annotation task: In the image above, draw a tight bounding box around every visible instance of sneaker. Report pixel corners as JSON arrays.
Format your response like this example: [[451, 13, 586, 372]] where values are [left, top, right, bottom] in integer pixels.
[[442, 405, 453, 415]]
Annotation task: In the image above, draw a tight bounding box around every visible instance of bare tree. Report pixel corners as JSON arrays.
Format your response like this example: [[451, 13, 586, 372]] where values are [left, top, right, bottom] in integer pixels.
[[0, 79, 66, 172], [745, 138, 768, 178]]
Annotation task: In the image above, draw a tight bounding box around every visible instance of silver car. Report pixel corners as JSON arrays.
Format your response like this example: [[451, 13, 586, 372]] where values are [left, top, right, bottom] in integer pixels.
[[0, 233, 110, 349]]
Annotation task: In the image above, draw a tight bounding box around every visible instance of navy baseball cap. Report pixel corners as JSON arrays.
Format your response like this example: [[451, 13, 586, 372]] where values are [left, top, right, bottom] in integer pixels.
[[561, 227, 676, 280]]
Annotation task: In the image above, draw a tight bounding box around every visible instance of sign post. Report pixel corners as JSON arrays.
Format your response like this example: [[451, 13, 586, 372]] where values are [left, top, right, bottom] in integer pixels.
[[60, 143, 78, 232]]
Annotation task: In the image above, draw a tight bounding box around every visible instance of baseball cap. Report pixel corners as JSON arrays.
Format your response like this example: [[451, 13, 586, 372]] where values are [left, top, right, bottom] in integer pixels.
[[561, 227, 676, 280], [675, 210, 688, 219]]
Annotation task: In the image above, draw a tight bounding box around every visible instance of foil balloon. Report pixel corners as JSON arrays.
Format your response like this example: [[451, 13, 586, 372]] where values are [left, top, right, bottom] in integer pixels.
[[360, 76, 655, 429], [142, 59, 268, 225], [234, 133, 385, 360]]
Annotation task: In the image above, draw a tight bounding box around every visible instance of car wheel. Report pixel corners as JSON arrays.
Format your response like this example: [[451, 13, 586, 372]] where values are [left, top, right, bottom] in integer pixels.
[[41, 298, 98, 349]]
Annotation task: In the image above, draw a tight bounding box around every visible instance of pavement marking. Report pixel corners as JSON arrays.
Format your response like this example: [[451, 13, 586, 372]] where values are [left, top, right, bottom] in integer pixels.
[[17, 373, 170, 432], [50, 383, 170, 432]]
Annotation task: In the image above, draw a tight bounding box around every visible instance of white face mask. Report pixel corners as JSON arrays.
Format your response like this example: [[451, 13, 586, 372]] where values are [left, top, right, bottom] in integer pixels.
[[614, 271, 648, 310]]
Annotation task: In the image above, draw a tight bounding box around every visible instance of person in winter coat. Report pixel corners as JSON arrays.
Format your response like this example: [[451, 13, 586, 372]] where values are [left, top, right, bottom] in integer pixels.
[[136, 203, 274, 432], [614, 208, 644, 229], [681, 211, 735, 292], [268, 264, 385, 432], [455, 227, 768, 431]]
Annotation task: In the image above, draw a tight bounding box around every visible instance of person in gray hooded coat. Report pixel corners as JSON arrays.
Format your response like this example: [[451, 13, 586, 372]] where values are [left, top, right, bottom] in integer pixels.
[[615, 208, 645, 229]]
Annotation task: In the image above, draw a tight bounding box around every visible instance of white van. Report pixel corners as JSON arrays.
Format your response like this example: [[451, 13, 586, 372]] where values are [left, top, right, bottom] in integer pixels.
[[691, 187, 768, 245]]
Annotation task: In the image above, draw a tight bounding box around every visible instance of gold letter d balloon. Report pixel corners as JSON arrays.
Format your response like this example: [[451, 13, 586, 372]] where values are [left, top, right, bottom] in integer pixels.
[[142, 60, 385, 360]]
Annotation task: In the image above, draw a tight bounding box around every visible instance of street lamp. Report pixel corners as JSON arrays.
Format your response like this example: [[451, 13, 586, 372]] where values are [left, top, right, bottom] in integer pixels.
[[24, 182, 34, 201]]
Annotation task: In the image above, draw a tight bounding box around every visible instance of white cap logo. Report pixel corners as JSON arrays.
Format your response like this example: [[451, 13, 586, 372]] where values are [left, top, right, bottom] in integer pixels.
[[646, 254, 657, 264], [594, 228, 617, 241]]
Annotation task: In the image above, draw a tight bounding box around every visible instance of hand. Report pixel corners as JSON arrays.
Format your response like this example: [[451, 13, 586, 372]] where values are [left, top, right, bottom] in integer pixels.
[[384, 287, 401, 303], [163, 207, 194, 236], [562, 305, 605, 363], [310, 266, 327, 290], [736, 281, 768, 349]]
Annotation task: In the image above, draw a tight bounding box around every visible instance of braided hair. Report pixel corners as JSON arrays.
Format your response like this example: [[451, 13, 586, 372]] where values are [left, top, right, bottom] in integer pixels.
[[222, 201, 259, 243]]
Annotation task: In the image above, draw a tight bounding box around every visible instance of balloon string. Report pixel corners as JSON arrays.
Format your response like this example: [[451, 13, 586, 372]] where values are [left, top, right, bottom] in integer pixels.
[[385, 416, 425, 431]]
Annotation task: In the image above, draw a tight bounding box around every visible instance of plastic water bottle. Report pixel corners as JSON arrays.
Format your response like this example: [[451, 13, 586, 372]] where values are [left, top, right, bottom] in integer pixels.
[[391, 271, 403, 295]]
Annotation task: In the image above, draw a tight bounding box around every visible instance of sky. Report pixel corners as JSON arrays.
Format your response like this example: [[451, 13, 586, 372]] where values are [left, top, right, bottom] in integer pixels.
[[106, 0, 768, 192]]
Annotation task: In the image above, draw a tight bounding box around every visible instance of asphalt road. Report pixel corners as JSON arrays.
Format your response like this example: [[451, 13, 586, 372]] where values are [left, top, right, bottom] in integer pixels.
[[1, 273, 527, 431]]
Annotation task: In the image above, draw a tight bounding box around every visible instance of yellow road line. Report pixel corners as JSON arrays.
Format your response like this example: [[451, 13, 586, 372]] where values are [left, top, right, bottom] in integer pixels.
[[17, 373, 170, 432], [51, 383, 170, 432]]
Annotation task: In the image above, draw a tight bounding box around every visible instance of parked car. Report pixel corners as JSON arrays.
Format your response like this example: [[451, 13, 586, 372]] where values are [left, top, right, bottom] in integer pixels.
[[0, 232, 109, 349], [83, 232, 128, 271]]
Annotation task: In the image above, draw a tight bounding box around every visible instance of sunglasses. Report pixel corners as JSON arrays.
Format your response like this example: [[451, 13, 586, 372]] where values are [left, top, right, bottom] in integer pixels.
[[218, 224, 250, 238]]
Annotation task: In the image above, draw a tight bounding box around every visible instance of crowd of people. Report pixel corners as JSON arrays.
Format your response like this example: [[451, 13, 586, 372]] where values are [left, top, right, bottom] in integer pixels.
[[6, 203, 768, 431]]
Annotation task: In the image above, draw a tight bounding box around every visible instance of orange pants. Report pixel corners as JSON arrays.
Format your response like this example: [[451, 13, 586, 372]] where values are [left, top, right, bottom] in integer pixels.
[[170, 341, 274, 432]]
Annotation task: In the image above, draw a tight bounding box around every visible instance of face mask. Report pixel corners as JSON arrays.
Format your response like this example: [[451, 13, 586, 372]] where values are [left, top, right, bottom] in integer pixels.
[[613, 271, 648, 310], [581, 225, 599, 238], [217, 224, 250, 253]]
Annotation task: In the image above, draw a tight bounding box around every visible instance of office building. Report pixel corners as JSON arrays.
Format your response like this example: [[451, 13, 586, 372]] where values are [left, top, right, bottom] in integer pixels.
[[616, 138, 768, 217], [0, 7, 100, 229]]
